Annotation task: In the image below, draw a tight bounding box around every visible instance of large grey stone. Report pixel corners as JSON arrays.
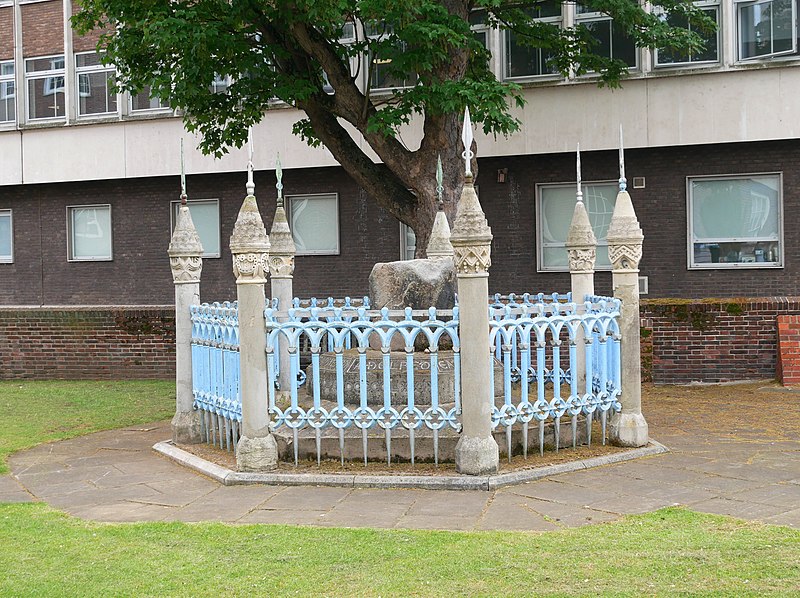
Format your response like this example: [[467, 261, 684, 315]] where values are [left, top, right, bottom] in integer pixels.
[[369, 258, 457, 311]]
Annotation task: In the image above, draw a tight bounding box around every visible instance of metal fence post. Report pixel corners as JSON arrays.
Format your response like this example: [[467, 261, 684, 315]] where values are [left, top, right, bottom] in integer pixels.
[[607, 143, 649, 447], [451, 108, 499, 475], [231, 159, 278, 471], [168, 194, 203, 444], [268, 159, 295, 395]]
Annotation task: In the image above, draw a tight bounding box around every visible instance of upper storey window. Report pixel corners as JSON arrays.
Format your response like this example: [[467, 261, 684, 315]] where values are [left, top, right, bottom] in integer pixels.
[[655, 2, 720, 66], [738, 0, 797, 60], [26, 55, 66, 121], [76, 52, 118, 117], [0, 61, 14, 123], [575, 4, 638, 68], [504, 4, 563, 79]]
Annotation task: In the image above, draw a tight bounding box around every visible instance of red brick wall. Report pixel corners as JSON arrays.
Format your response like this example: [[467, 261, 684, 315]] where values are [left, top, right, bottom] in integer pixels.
[[776, 315, 800, 385], [0, 306, 175, 380], [0, 6, 13, 61], [640, 297, 800, 384], [22, 0, 64, 57], [72, 0, 106, 53]]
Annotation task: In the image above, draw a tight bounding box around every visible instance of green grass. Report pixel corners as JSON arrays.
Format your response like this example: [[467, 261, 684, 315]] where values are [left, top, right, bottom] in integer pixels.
[[0, 380, 174, 474], [0, 504, 798, 597]]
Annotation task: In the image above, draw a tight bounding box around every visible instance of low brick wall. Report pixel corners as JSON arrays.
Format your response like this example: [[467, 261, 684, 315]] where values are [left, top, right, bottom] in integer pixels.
[[0, 306, 176, 380], [640, 297, 800, 384], [1, 299, 797, 383]]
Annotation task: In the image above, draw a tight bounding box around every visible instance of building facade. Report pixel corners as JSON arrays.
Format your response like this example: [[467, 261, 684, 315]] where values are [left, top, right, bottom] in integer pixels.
[[1, 0, 799, 308]]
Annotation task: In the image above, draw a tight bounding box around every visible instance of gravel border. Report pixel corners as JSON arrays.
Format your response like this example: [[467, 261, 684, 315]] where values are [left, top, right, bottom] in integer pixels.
[[153, 440, 669, 491]]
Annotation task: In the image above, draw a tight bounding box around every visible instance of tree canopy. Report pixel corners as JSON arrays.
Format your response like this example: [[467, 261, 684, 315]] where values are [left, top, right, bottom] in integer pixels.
[[74, 0, 713, 254]]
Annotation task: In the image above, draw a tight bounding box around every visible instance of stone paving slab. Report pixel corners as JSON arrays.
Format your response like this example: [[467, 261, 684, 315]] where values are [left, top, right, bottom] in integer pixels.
[[0, 475, 35, 503]]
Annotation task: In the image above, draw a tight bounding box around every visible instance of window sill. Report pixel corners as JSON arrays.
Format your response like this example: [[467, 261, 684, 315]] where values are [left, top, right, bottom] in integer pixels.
[[67, 258, 114, 263], [688, 263, 783, 270]]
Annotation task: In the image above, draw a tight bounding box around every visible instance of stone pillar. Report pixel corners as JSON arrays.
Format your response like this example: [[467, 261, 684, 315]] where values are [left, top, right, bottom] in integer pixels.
[[607, 187, 649, 447], [231, 192, 278, 471], [168, 203, 204, 444], [451, 175, 499, 475], [268, 203, 296, 394], [426, 207, 454, 259], [565, 199, 596, 390]]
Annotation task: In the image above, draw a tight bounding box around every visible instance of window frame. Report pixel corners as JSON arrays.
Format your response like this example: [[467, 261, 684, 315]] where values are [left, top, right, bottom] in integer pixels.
[[0, 60, 14, 124], [399, 222, 416, 260], [0, 208, 13, 264], [25, 54, 66, 122], [536, 180, 619, 273], [285, 192, 340, 256], [736, 0, 798, 61], [169, 198, 221, 259], [686, 172, 784, 269], [129, 85, 171, 113], [364, 22, 418, 93], [653, 1, 722, 67], [74, 51, 118, 117], [503, 5, 564, 81], [66, 203, 114, 262], [574, 7, 640, 71]]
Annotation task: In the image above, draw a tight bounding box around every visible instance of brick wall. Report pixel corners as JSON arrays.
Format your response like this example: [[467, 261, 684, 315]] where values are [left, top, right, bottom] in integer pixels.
[[640, 297, 800, 384], [72, 0, 106, 53], [776, 315, 800, 385], [0, 306, 175, 380], [0, 6, 13, 61], [22, 0, 64, 57]]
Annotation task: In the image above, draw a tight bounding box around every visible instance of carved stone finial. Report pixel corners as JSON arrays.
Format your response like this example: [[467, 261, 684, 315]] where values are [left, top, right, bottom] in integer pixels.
[[565, 199, 597, 274], [426, 210, 454, 259], [450, 177, 492, 276], [607, 189, 643, 273], [168, 204, 204, 283], [230, 194, 270, 283], [268, 205, 295, 278]]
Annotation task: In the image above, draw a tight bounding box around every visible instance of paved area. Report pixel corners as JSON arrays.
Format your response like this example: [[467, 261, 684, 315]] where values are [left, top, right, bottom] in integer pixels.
[[5, 384, 800, 530]]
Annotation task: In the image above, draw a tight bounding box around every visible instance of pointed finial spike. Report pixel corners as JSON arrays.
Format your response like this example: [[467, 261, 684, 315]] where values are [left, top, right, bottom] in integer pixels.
[[180, 138, 187, 205], [461, 107, 474, 177], [576, 143, 583, 203], [436, 154, 443, 208], [276, 153, 284, 208], [246, 127, 255, 196], [618, 124, 627, 192]]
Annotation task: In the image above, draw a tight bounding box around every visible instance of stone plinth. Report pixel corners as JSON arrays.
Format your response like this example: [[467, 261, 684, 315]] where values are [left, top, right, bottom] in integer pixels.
[[306, 350, 503, 407]]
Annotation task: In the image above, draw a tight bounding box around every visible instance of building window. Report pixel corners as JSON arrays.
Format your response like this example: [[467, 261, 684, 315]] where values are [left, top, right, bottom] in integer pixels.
[[67, 204, 113, 261], [688, 174, 782, 268], [130, 85, 169, 112], [738, 0, 797, 60], [75, 52, 117, 116], [655, 3, 720, 66], [0, 61, 14, 123], [400, 223, 416, 260], [0, 209, 12, 263], [210, 74, 232, 94], [470, 9, 490, 49], [365, 22, 417, 91], [575, 5, 638, 68], [504, 4, 563, 78], [537, 182, 618, 271], [286, 193, 339, 255], [170, 199, 221, 258], [25, 55, 65, 120]]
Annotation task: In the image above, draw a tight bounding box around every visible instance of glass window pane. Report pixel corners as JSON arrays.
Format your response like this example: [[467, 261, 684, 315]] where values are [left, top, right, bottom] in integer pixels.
[[691, 177, 779, 240], [611, 21, 637, 66], [131, 86, 167, 111], [289, 195, 338, 254], [0, 211, 11, 260], [76, 52, 103, 68], [506, 31, 555, 77], [172, 200, 220, 257], [26, 56, 64, 73], [28, 78, 65, 119], [70, 206, 112, 260], [0, 80, 14, 122], [740, 0, 795, 58], [79, 71, 117, 115], [540, 183, 616, 270], [0, 62, 12, 76]]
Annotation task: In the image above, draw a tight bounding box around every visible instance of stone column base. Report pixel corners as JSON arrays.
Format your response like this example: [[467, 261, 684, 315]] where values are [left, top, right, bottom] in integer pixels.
[[455, 435, 499, 476], [236, 434, 279, 472], [171, 411, 202, 445], [609, 412, 649, 448]]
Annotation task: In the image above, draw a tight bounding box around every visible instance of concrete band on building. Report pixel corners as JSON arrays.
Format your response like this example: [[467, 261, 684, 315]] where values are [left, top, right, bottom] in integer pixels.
[[1, 0, 799, 384]]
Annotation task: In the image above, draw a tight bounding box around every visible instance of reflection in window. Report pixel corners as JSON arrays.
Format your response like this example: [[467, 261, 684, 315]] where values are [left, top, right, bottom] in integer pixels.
[[76, 52, 117, 116], [738, 0, 797, 60], [505, 4, 563, 78], [655, 4, 720, 65], [68, 205, 113, 261], [130, 85, 169, 111], [576, 5, 637, 68], [0, 209, 12, 263], [538, 182, 618, 271], [689, 175, 782, 267], [287, 194, 339, 255], [0, 61, 14, 123], [25, 55, 65, 120]]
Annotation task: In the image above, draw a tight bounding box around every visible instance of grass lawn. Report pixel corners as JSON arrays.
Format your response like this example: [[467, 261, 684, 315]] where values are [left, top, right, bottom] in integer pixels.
[[0, 380, 174, 474], [0, 504, 798, 596], [0, 380, 799, 596]]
